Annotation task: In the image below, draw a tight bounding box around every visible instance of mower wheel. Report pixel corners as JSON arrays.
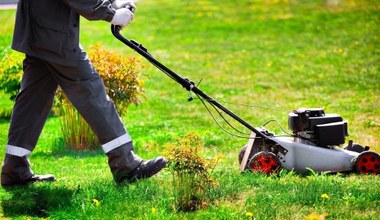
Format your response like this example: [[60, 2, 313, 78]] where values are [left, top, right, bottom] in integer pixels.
[[248, 151, 282, 174], [238, 145, 260, 170], [238, 145, 248, 166], [354, 151, 380, 175]]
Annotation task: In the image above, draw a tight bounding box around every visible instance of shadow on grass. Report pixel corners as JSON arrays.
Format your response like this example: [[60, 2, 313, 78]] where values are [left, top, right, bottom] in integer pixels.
[[1, 184, 75, 218]]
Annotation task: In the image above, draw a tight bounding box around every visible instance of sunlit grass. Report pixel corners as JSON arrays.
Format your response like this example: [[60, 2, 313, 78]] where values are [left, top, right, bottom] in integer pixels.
[[0, 0, 379, 219]]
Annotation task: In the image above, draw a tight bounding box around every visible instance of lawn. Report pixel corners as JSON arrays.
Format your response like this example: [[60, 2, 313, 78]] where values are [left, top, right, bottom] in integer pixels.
[[0, 0, 379, 219]]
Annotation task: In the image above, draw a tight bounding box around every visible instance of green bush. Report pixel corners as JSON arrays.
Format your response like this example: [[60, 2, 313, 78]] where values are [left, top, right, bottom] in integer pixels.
[[0, 48, 23, 119], [0, 48, 23, 101]]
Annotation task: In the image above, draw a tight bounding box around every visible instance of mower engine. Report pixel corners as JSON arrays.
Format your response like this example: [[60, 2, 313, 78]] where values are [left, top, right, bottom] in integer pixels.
[[288, 108, 348, 147]]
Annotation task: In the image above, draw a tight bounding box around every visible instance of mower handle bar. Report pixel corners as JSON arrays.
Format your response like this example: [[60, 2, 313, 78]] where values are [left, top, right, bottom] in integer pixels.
[[111, 25, 273, 141]]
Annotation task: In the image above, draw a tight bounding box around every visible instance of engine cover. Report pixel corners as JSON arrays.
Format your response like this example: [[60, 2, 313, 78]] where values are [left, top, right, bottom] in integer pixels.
[[315, 121, 348, 146], [288, 108, 348, 146]]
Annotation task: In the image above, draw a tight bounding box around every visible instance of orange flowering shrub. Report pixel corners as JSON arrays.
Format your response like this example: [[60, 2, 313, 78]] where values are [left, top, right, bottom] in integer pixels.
[[88, 44, 146, 115]]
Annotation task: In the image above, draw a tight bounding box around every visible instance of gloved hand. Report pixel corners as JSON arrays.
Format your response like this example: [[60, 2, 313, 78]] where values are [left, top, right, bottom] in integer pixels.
[[112, 0, 136, 12], [111, 8, 134, 28]]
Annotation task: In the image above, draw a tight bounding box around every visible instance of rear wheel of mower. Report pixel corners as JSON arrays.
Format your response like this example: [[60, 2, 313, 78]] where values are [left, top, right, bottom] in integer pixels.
[[238, 145, 260, 171], [238, 145, 247, 165], [354, 151, 380, 175], [248, 151, 282, 174]]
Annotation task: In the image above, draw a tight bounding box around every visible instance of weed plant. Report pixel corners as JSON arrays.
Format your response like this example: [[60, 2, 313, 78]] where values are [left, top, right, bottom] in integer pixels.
[[164, 132, 220, 212]]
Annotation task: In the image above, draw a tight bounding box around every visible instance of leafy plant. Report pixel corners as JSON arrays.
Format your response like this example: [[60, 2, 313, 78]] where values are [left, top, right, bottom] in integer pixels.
[[87, 43, 146, 114], [0, 49, 23, 119], [55, 44, 146, 150], [164, 132, 220, 212], [0, 48, 23, 101]]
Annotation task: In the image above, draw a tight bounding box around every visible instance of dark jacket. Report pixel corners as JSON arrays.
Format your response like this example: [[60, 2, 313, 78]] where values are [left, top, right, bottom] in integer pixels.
[[12, 0, 115, 66]]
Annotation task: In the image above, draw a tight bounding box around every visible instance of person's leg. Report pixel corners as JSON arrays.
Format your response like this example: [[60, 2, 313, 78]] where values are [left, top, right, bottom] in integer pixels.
[[1, 56, 57, 186], [45, 51, 166, 184]]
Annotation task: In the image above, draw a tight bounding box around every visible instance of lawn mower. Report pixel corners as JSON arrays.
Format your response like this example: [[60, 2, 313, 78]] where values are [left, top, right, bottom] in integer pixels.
[[111, 25, 380, 175]]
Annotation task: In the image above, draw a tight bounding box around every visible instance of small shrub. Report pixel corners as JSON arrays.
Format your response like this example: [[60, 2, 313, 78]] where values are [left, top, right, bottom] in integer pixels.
[[88, 43, 146, 114], [0, 49, 23, 101], [0, 49, 23, 119], [55, 44, 146, 150], [0, 48, 23, 101], [164, 132, 220, 212]]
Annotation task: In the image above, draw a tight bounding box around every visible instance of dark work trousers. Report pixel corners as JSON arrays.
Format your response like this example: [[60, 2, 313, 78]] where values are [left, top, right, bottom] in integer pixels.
[[7, 53, 132, 154]]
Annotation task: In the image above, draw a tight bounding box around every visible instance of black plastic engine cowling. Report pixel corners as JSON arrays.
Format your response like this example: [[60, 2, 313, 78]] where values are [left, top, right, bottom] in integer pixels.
[[315, 121, 348, 146], [288, 108, 348, 146]]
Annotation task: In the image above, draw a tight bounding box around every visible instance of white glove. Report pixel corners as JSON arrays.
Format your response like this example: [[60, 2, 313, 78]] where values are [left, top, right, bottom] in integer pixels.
[[112, 0, 136, 12], [111, 8, 134, 27]]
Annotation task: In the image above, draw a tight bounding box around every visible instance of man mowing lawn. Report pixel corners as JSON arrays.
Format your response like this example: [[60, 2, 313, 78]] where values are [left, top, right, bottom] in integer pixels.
[[1, 0, 167, 187]]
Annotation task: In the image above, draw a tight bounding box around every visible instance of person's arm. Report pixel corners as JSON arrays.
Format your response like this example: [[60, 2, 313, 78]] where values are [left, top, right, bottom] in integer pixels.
[[62, 0, 135, 27], [62, 0, 115, 22]]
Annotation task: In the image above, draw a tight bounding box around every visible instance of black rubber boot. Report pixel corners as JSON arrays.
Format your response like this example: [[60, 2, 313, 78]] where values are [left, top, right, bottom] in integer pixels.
[[1, 154, 56, 187], [107, 142, 167, 184]]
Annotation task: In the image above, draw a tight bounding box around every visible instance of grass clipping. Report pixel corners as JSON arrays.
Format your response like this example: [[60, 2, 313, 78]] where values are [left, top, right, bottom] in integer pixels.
[[164, 133, 220, 212]]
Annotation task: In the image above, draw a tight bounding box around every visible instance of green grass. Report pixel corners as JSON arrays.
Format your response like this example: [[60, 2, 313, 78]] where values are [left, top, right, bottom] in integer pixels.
[[1, 0, 380, 219]]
